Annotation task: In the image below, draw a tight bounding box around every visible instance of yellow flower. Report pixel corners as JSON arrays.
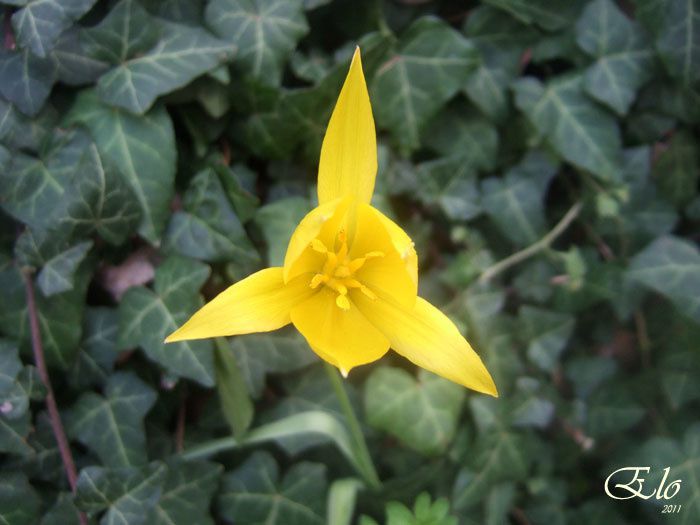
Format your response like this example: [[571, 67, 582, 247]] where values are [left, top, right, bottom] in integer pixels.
[[166, 48, 497, 396]]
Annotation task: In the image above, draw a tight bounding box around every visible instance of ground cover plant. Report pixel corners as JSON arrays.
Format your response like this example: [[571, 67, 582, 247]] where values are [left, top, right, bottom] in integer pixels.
[[0, 0, 699, 524]]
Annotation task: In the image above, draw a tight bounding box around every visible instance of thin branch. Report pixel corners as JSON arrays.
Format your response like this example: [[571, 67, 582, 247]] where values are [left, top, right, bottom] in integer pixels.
[[23, 271, 88, 525], [479, 202, 583, 283]]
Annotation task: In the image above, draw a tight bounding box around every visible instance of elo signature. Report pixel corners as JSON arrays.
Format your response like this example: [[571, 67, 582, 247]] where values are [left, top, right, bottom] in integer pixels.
[[605, 467, 682, 501]]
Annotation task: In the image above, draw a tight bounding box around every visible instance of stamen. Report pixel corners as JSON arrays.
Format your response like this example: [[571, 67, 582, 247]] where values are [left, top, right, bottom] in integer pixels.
[[311, 239, 327, 253], [336, 294, 350, 310], [360, 285, 376, 300], [310, 274, 327, 289], [334, 266, 351, 278]]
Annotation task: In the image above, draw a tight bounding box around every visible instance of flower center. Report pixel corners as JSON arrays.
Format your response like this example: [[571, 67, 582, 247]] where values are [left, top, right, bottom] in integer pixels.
[[308, 230, 383, 310]]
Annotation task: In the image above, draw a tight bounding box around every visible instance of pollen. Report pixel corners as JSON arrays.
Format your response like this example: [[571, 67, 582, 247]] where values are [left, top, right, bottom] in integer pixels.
[[309, 231, 383, 310]]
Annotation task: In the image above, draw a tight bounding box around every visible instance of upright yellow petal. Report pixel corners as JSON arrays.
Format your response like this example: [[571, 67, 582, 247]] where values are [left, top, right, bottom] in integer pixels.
[[317, 47, 377, 205], [354, 294, 498, 396], [165, 267, 314, 343], [291, 287, 389, 374]]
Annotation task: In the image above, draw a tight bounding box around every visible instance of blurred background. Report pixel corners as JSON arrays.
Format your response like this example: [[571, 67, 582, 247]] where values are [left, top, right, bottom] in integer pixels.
[[0, 0, 698, 524]]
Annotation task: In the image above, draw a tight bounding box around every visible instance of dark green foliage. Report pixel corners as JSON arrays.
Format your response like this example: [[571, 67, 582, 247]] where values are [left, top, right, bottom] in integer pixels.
[[1, 0, 699, 524]]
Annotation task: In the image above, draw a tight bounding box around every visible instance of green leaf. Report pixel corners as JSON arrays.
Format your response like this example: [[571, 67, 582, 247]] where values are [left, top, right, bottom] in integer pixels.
[[0, 471, 40, 525], [327, 478, 363, 525], [364, 367, 465, 455], [215, 338, 253, 440], [217, 451, 326, 525], [483, 0, 585, 31], [147, 460, 222, 525], [69, 307, 121, 389], [585, 383, 644, 437], [654, 131, 699, 208], [11, 0, 97, 58], [66, 372, 157, 468], [0, 411, 33, 457], [452, 426, 535, 509], [575, 0, 655, 115], [230, 329, 317, 398], [165, 168, 258, 264], [629, 235, 700, 322], [519, 306, 575, 372], [119, 256, 215, 386], [481, 151, 557, 247], [372, 493, 458, 525], [513, 74, 622, 182], [96, 20, 236, 114], [66, 90, 176, 245], [0, 48, 55, 117], [372, 17, 478, 152], [205, 0, 309, 86], [414, 156, 481, 221], [424, 107, 499, 172], [0, 257, 87, 369], [254, 196, 310, 266], [0, 340, 27, 420], [632, 424, 700, 521], [36, 240, 92, 297], [75, 462, 167, 525], [41, 493, 82, 525], [82, 0, 161, 63], [639, 0, 700, 85], [50, 28, 110, 86]]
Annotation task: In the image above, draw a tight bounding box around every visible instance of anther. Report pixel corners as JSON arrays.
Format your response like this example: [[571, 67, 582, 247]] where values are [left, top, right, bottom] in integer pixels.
[[310, 274, 327, 289]]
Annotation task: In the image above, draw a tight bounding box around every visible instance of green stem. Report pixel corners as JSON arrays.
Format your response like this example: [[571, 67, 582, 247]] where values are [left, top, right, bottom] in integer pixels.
[[323, 363, 381, 489], [180, 436, 237, 461]]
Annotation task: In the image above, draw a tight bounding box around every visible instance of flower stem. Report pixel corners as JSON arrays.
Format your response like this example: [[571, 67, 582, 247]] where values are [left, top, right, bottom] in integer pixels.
[[323, 362, 381, 489], [479, 201, 583, 283], [23, 270, 89, 525]]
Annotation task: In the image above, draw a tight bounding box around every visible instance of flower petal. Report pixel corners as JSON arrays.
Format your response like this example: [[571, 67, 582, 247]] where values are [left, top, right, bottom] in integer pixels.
[[291, 287, 389, 373], [317, 47, 377, 205], [372, 208, 418, 286], [165, 267, 314, 343], [283, 197, 351, 283], [354, 294, 498, 396], [351, 204, 417, 307]]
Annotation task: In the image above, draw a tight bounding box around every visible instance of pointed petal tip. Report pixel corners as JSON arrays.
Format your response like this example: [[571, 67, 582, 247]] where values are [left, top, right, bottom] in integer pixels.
[[340, 367, 350, 378]]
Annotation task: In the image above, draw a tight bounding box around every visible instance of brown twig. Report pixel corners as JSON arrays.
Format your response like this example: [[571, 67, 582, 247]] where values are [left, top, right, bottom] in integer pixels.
[[23, 271, 88, 525]]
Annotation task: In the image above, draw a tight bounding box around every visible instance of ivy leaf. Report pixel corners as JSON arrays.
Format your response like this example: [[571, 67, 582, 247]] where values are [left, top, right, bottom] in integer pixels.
[[66, 90, 176, 245], [165, 168, 258, 264], [96, 20, 236, 114], [119, 256, 215, 386], [513, 74, 622, 182], [0, 257, 87, 369], [217, 451, 327, 525], [66, 372, 157, 468], [653, 131, 699, 209], [372, 17, 478, 152], [414, 156, 481, 221], [519, 306, 575, 372], [575, 0, 655, 115], [631, 424, 700, 520], [423, 107, 499, 172], [11, 0, 97, 58], [50, 28, 110, 86], [585, 383, 645, 437], [637, 0, 700, 85], [205, 0, 309, 86], [82, 0, 161, 63], [69, 307, 121, 389], [36, 241, 93, 297], [0, 411, 33, 457], [364, 367, 466, 455], [0, 340, 27, 420], [147, 460, 222, 525], [629, 235, 700, 322], [0, 48, 55, 117], [41, 493, 82, 525], [0, 471, 40, 525], [483, 0, 585, 31], [230, 329, 317, 398], [481, 152, 557, 247], [75, 462, 167, 525], [254, 196, 310, 266]]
